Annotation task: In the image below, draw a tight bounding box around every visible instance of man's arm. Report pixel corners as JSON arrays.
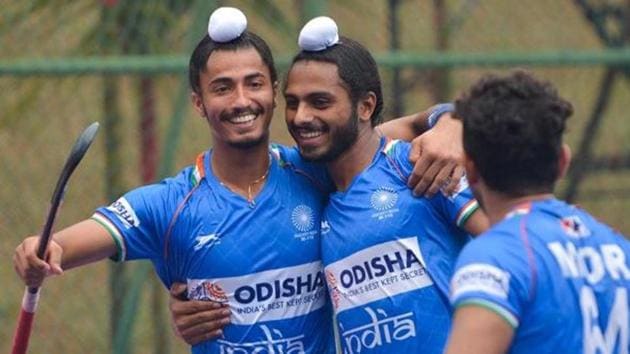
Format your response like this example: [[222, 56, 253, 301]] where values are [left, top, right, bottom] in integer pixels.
[[378, 105, 464, 196], [445, 305, 514, 354], [462, 209, 490, 236], [13, 219, 117, 287], [377, 110, 431, 141]]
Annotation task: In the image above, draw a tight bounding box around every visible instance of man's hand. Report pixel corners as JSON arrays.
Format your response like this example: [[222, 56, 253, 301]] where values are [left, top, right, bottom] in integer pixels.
[[408, 113, 464, 197], [169, 283, 231, 346], [13, 236, 64, 287]]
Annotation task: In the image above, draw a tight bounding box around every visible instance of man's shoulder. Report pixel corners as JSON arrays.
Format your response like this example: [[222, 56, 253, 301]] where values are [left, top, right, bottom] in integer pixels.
[[460, 222, 523, 261]]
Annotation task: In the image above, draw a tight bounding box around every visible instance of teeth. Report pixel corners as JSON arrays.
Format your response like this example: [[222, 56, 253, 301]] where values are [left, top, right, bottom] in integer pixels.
[[300, 131, 323, 139], [229, 114, 256, 124]]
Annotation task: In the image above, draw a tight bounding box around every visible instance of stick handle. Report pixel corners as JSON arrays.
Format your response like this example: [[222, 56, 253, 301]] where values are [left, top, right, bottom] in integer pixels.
[[11, 288, 41, 354]]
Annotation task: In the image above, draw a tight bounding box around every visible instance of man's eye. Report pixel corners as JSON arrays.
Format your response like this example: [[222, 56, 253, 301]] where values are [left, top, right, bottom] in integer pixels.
[[213, 86, 230, 94], [285, 100, 297, 109], [313, 99, 329, 108]]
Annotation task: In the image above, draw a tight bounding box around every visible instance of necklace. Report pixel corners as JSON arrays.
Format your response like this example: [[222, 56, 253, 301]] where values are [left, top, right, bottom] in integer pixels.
[[245, 164, 270, 203], [218, 157, 271, 204]]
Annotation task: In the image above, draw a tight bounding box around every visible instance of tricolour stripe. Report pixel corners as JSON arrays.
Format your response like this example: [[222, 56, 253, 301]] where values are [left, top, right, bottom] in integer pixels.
[[91, 213, 126, 262], [382, 139, 400, 155], [456, 298, 519, 328], [456, 199, 479, 227]]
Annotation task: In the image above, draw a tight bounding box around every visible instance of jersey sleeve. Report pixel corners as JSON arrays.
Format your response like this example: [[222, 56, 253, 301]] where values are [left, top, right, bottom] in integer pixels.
[[270, 143, 335, 193], [449, 230, 532, 328], [91, 169, 192, 262], [430, 177, 479, 229], [386, 140, 479, 228], [383, 139, 414, 179]]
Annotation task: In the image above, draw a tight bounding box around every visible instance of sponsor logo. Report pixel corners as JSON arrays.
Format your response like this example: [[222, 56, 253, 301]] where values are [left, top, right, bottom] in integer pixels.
[[450, 263, 510, 300], [106, 197, 139, 228], [321, 220, 331, 235], [326, 270, 342, 310], [193, 233, 220, 251], [217, 325, 305, 353], [188, 281, 228, 303], [325, 237, 433, 313], [370, 187, 400, 220], [233, 271, 324, 305], [188, 261, 326, 325], [292, 204, 318, 241], [340, 307, 416, 354], [560, 216, 591, 238]]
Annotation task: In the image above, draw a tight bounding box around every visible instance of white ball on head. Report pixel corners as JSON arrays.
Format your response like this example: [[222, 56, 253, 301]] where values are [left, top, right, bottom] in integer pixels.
[[298, 16, 339, 51], [208, 7, 247, 43]]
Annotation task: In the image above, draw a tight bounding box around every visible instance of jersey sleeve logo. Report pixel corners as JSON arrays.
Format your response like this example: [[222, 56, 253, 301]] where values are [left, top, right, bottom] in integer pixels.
[[450, 263, 511, 301], [106, 197, 140, 228]]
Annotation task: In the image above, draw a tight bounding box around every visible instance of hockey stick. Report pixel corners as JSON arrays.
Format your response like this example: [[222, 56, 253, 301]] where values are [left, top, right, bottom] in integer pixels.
[[11, 122, 100, 354]]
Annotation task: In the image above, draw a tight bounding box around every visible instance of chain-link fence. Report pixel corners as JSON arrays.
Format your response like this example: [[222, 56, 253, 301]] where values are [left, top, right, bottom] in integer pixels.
[[2, 1, 630, 353]]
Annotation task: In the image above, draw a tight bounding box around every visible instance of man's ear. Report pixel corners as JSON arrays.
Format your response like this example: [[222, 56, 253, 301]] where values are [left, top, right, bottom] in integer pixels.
[[357, 92, 377, 124], [272, 81, 279, 108], [191, 92, 205, 118], [557, 143, 572, 179]]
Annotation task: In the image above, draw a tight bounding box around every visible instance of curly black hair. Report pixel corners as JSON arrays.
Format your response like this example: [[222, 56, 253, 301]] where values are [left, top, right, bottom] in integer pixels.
[[456, 70, 573, 196]]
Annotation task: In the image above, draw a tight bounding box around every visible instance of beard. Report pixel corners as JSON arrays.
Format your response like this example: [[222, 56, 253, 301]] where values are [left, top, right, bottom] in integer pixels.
[[207, 104, 270, 150], [227, 129, 269, 149], [300, 109, 359, 163]]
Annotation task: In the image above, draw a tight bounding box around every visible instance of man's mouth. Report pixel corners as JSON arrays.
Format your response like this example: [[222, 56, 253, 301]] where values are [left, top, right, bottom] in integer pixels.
[[297, 129, 324, 139], [227, 113, 257, 124]]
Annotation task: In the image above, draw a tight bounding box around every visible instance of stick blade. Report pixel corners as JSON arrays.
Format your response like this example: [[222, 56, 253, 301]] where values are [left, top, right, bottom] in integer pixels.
[[66, 122, 100, 172]]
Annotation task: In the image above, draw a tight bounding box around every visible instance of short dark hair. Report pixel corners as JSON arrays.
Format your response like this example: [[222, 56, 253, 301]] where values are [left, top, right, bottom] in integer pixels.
[[287, 36, 384, 126], [456, 70, 573, 196], [189, 31, 277, 94]]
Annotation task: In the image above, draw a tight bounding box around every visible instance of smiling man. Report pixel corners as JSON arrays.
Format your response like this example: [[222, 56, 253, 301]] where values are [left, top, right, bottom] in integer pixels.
[[281, 17, 489, 354], [14, 8, 470, 354]]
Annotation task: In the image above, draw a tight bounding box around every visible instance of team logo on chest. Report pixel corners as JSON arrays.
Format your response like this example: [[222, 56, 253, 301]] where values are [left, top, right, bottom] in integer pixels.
[[370, 187, 400, 220], [291, 204, 318, 241]]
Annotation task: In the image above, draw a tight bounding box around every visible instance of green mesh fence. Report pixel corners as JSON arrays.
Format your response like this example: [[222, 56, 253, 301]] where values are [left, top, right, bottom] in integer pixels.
[[2, 1, 630, 353]]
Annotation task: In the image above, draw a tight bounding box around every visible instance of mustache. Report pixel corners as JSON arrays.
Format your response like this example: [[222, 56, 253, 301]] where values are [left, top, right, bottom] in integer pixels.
[[289, 122, 326, 131], [219, 107, 262, 121]]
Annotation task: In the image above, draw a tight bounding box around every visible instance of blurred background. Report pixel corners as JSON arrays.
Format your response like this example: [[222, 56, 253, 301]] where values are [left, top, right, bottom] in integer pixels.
[[2, 0, 629, 353]]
